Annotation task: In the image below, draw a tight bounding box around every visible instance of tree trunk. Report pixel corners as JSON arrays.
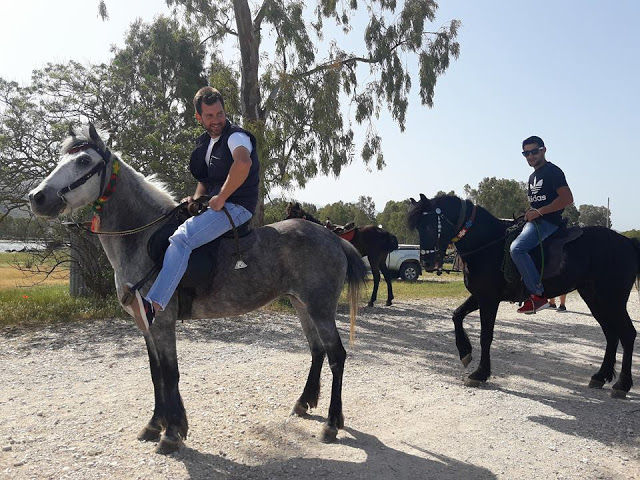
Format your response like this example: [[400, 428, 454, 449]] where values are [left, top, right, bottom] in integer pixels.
[[233, 0, 261, 122]]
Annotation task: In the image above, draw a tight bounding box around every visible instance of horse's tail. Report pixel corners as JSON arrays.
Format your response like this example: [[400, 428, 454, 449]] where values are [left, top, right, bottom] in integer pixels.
[[383, 232, 399, 253], [341, 239, 368, 345], [633, 238, 640, 300]]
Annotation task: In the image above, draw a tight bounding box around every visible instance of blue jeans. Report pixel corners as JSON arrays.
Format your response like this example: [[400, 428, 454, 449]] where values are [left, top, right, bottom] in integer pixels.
[[147, 202, 252, 310], [509, 219, 558, 296]]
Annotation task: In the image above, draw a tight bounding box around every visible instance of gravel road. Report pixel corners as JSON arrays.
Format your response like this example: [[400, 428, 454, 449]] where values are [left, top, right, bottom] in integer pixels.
[[1, 292, 639, 479]]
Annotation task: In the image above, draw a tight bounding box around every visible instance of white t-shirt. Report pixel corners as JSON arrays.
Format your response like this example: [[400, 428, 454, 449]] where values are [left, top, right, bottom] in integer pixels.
[[205, 132, 253, 167]]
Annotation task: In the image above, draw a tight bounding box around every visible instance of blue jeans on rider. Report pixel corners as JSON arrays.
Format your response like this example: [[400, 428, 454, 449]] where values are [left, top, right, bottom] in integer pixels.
[[147, 202, 252, 310], [509, 219, 558, 296]]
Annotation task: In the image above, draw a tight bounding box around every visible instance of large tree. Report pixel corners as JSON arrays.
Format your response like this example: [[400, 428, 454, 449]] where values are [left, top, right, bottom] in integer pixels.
[[578, 204, 611, 228], [166, 0, 460, 209], [376, 199, 418, 244], [464, 177, 529, 219]]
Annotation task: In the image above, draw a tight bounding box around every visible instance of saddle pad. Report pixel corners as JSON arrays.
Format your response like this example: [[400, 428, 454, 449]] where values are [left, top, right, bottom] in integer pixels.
[[338, 229, 356, 242]]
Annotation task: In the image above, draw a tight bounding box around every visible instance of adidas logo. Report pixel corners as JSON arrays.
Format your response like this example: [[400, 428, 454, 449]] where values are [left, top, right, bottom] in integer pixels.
[[530, 177, 543, 195]]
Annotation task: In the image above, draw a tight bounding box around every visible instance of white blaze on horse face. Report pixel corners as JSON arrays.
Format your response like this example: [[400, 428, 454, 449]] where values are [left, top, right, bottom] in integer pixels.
[[31, 149, 106, 216]]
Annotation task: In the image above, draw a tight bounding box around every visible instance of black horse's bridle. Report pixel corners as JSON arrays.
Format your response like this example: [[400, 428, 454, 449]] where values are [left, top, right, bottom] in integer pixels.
[[420, 198, 476, 259]]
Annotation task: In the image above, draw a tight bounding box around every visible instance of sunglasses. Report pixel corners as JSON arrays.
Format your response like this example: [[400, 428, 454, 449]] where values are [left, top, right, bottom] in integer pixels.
[[522, 147, 544, 157]]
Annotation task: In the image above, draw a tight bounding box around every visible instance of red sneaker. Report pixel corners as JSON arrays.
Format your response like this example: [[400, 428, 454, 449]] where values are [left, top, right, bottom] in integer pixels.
[[517, 294, 549, 314]]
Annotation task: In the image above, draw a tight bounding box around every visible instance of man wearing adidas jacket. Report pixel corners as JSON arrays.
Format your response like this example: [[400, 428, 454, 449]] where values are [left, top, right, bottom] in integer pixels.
[[510, 135, 574, 314]]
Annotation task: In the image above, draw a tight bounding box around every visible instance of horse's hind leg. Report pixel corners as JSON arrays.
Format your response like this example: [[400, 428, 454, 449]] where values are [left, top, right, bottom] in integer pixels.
[[368, 264, 381, 307], [290, 297, 326, 416], [302, 301, 347, 442], [579, 288, 621, 391], [612, 310, 636, 397], [380, 262, 394, 306]]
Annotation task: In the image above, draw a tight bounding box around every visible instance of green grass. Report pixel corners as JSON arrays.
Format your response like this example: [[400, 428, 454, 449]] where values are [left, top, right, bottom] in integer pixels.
[[0, 284, 124, 327], [267, 271, 468, 313], [0, 248, 469, 327], [387, 272, 468, 299]]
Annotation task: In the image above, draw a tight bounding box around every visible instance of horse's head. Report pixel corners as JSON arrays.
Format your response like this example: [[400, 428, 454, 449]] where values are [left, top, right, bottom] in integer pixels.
[[284, 202, 303, 220], [408, 193, 465, 273], [29, 124, 112, 219]]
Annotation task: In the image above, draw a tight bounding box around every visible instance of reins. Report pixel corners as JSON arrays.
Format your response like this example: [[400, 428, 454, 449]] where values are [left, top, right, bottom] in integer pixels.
[[72, 202, 188, 237]]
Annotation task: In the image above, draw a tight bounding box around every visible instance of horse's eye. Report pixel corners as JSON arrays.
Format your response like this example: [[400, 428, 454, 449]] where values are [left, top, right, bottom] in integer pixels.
[[76, 155, 91, 166]]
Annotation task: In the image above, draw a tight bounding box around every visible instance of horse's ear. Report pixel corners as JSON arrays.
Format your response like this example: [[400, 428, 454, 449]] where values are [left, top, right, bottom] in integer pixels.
[[419, 193, 428, 203], [410, 197, 417, 205], [68, 125, 76, 137], [89, 123, 99, 142]]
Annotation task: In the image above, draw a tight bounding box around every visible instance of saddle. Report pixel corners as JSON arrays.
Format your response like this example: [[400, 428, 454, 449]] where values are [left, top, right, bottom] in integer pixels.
[[504, 221, 583, 285], [147, 206, 252, 318], [324, 220, 357, 242]]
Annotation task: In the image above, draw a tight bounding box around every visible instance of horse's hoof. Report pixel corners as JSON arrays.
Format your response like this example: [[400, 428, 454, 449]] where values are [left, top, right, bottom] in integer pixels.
[[321, 424, 338, 443], [155, 434, 183, 454], [588, 378, 605, 389], [464, 377, 485, 388], [367, 302, 374, 308], [461, 354, 472, 368], [137, 425, 162, 442], [386, 301, 392, 306], [291, 401, 308, 417], [611, 389, 628, 399]]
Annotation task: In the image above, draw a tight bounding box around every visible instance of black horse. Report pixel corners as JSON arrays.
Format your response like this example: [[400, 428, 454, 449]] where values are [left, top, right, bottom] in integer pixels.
[[285, 202, 399, 307], [408, 193, 640, 397]]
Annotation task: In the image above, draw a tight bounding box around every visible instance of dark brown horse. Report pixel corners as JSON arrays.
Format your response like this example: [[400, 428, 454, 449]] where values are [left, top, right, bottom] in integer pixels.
[[285, 202, 399, 307]]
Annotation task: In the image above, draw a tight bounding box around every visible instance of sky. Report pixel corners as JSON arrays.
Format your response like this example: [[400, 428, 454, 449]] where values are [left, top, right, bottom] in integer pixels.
[[1, 1, 639, 230]]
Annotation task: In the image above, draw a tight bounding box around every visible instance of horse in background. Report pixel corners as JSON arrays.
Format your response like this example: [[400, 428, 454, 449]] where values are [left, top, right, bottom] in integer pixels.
[[408, 193, 640, 398], [29, 124, 369, 453], [285, 202, 399, 307]]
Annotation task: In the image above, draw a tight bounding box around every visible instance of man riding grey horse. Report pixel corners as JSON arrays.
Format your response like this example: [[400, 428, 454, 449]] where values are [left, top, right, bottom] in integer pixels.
[[129, 86, 260, 331]]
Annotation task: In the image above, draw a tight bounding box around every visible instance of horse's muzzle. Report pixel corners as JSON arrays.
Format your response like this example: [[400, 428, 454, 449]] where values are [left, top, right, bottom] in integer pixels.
[[28, 188, 65, 218]]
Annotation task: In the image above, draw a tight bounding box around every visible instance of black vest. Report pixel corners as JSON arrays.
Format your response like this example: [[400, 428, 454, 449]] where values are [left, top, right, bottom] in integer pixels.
[[189, 121, 260, 214]]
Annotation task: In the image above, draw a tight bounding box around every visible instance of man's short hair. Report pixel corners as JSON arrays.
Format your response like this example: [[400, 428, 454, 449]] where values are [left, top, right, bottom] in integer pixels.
[[522, 136, 545, 149], [193, 87, 225, 115]]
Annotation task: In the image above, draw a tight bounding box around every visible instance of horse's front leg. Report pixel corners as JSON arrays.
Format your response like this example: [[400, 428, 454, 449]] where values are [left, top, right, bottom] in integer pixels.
[[465, 299, 499, 387], [137, 335, 168, 443], [452, 295, 479, 367], [379, 262, 394, 306], [140, 310, 188, 454]]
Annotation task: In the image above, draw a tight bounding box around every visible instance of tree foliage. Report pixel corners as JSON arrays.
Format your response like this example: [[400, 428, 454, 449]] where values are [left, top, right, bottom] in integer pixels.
[[562, 203, 580, 226], [375, 199, 418, 244], [167, 0, 460, 199], [578, 204, 611, 227], [464, 177, 528, 219]]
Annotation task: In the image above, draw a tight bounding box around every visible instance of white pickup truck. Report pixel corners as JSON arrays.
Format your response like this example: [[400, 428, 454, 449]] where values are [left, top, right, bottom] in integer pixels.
[[363, 244, 422, 281]]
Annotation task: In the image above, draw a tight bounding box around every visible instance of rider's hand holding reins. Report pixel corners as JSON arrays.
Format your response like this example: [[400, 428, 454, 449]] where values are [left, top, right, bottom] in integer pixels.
[[208, 195, 226, 211], [524, 208, 543, 222]]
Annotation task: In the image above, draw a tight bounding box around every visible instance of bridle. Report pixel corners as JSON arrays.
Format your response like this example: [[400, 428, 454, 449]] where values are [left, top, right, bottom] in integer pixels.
[[57, 142, 112, 203], [419, 198, 477, 271], [58, 142, 186, 236]]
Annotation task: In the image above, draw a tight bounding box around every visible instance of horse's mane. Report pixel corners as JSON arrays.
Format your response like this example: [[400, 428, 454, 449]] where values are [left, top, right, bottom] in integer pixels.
[[62, 124, 177, 211]]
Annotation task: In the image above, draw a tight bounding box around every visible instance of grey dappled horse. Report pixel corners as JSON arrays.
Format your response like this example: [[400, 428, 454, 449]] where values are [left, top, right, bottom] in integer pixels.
[[29, 125, 368, 454]]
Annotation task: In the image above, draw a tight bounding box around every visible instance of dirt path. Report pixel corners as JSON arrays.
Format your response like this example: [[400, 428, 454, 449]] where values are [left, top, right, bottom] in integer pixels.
[[1, 292, 639, 479]]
